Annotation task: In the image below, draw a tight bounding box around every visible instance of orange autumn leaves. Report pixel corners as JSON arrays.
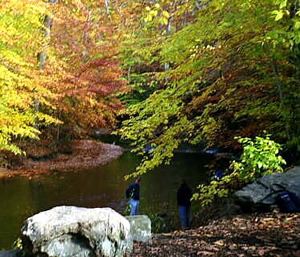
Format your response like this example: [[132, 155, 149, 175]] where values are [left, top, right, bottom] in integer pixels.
[[44, 0, 128, 135], [0, 0, 129, 154]]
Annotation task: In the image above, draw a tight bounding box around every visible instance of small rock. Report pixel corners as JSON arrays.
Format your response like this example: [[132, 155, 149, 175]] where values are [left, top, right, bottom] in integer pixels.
[[126, 215, 152, 243]]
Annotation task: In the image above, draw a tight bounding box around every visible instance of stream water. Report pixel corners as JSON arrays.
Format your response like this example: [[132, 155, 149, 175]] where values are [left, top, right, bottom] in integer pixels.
[[0, 151, 214, 250]]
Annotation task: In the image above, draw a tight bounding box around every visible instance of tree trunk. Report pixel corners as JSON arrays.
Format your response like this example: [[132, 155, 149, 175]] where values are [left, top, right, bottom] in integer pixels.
[[105, 0, 110, 14], [164, 18, 172, 71], [271, 58, 290, 140], [35, 0, 57, 127], [39, 0, 57, 69]]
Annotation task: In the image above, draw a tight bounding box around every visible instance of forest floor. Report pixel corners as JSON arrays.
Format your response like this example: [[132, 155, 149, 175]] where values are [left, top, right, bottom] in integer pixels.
[[132, 211, 300, 257], [0, 139, 123, 179]]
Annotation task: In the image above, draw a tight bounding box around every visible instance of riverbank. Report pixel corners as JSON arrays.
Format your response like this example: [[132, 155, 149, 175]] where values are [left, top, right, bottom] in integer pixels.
[[0, 140, 123, 179], [132, 211, 300, 257]]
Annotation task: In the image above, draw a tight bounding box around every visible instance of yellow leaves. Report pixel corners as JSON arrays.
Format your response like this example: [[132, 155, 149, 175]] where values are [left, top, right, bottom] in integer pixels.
[[144, 3, 170, 25], [0, 0, 60, 154], [162, 10, 170, 19], [1, 0, 46, 28], [0, 2, 45, 56], [0, 135, 24, 155], [37, 112, 62, 125], [0, 50, 28, 68], [159, 16, 169, 25], [144, 10, 158, 23], [150, 10, 159, 17]]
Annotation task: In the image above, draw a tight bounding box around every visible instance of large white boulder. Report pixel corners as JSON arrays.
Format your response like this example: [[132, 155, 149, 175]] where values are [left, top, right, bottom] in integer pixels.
[[21, 206, 132, 257]]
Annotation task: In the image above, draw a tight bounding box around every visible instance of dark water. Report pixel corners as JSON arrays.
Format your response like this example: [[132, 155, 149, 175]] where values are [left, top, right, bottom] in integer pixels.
[[0, 151, 213, 249]]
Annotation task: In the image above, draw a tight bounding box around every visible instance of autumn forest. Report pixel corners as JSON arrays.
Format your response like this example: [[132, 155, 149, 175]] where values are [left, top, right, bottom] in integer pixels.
[[1, 0, 300, 176], [1, 0, 300, 255]]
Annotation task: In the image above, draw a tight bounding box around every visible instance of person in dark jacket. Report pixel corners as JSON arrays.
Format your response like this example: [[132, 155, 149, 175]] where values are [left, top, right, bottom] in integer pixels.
[[125, 176, 141, 215], [177, 179, 192, 229]]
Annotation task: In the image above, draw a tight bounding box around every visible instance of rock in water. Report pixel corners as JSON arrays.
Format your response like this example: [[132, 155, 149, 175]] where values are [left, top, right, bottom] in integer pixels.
[[126, 215, 152, 243], [234, 166, 300, 211], [21, 206, 132, 257]]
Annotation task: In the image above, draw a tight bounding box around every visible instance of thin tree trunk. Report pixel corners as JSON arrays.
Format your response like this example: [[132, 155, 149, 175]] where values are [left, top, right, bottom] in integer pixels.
[[39, 0, 57, 69], [105, 0, 110, 14], [35, 0, 57, 128], [128, 66, 131, 82], [82, 9, 93, 62], [271, 58, 290, 140], [271, 59, 283, 104], [164, 18, 172, 71], [84, 10, 93, 44]]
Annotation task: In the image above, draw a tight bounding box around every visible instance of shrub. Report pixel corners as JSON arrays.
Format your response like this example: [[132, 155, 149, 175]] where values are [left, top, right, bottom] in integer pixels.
[[193, 135, 286, 206]]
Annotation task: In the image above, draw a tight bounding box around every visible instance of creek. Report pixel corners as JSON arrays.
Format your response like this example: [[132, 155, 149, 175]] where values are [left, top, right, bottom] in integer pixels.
[[0, 151, 214, 249]]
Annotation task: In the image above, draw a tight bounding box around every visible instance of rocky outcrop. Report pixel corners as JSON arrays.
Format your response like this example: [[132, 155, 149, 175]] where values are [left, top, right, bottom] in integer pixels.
[[21, 206, 132, 257], [126, 215, 152, 243], [234, 166, 300, 210]]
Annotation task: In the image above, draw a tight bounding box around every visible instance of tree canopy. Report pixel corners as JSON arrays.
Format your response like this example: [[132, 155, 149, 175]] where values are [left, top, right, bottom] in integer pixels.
[[117, 0, 300, 177], [0, 0, 59, 154], [0, 0, 299, 182]]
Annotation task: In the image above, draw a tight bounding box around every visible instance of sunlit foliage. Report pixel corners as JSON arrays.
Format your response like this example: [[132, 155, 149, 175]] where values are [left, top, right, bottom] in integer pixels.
[[0, 0, 59, 154], [192, 135, 286, 206], [118, 0, 300, 178], [41, 0, 128, 139], [0, 0, 129, 158]]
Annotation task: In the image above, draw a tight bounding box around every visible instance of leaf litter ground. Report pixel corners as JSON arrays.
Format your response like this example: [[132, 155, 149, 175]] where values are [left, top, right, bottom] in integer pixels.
[[132, 211, 300, 257]]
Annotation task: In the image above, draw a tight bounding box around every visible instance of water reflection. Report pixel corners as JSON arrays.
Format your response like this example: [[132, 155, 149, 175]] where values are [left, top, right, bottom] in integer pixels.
[[0, 152, 213, 249]]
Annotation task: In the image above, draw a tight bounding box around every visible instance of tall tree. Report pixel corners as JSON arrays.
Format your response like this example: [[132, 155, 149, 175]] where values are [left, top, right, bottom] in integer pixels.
[[42, 0, 128, 139], [0, 0, 59, 155]]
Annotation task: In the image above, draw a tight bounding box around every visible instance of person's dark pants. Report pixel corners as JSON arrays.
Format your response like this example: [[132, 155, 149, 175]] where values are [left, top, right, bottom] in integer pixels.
[[179, 205, 191, 229]]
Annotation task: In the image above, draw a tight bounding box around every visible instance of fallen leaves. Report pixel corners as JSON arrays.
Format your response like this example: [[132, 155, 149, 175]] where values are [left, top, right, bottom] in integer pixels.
[[0, 140, 123, 179], [132, 211, 300, 256]]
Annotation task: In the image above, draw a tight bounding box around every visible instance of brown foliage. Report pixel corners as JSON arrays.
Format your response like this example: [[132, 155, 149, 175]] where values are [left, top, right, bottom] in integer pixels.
[[133, 211, 300, 257]]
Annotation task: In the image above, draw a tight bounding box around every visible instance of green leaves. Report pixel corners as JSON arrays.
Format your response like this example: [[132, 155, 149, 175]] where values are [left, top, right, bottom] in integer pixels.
[[272, 10, 285, 21], [231, 135, 286, 182], [193, 135, 286, 207], [144, 3, 170, 25], [192, 174, 233, 207], [118, 0, 300, 180]]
